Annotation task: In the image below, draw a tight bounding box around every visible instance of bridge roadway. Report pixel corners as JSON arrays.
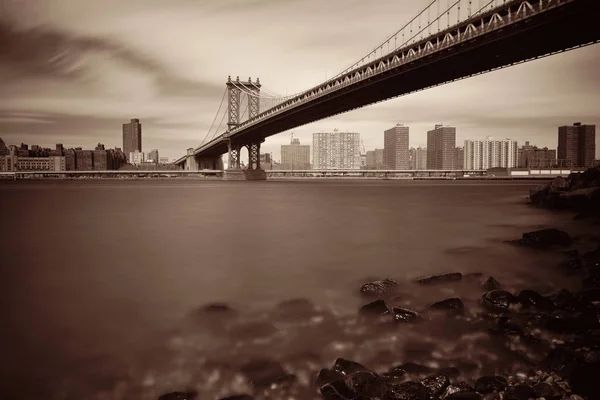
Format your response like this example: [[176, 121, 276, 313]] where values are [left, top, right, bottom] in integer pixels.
[[176, 0, 600, 167]]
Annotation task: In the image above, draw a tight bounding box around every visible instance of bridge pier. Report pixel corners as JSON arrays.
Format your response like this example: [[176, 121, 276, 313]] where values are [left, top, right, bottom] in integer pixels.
[[223, 139, 267, 181]]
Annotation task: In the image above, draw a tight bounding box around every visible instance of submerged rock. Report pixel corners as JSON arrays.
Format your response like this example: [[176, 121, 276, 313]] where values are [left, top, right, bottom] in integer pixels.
[[392, 307, 424, 323], [514, 228, 573, 249], [360, 278, 398, 297], [517, 290, 554, 310], [386, 381, 429, 400], [428, 298, 465, 315], [482, 290, 517, 312], [504, 383, 535, 400], [359, 300, 390, 317], [416, 272, 462, 285], [481, 277, 501, 291], [330, 358, 370, 376], [474, 376, 508, 394]]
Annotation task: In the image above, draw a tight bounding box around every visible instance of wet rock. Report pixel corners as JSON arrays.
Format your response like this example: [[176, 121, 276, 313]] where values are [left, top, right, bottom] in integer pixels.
[[314, 368, 344, 387], [481, 277, 501, 291], [416, 272, 462, 285], [420, 374, 450, 396], [481, 392, 501, 400], [562, 258, 584, 274], [386, 381, 429, 400], [516, 228, 573, 249], [343, 371, 385, 398], [239, 360, 295, 388], [158, 392, 197, 400], [579, 288, 600, 302], [474, 376, 508, 393], [202, 303, 234, 313], [360, 278, 398, 297], [428, 298, 465, 315], [394, 362, 434, 375], [359, 300, 389, 317], [482, 290, 517, 312], [504, 383, 535, 400], [320, 378, 355, 400], [445, 382, 478, 399], [548, 289, 589, 312], [330, 358, 370, 376], [550, 176, 570, 191], [517, 290, 554, 310], [392, 307, 424, 323], [532, 381, 559, 399], [218, 396, 253, 400]]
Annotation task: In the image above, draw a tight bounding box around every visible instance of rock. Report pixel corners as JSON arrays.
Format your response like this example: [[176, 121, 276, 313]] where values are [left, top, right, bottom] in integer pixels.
[[394, 362, 434, 375], [359, 300, 390, 317], [481, 277, 501, 291], [446, 392, 483, 400], [504, 384, 535, 400], [567, 395, 585, 400], [562, 258, 584, 274], [428, 298, 465, 315], [420, 374, 450, 396], [158, 392, 198, 400], [517, 290, 554, 310], [320, 378, 355, 400], [314, 368, 344, 387], [239, 360, 295, 388], [330, 358, 370, 376], [482, 290, 517, 312], [360, 278, 398, 297], [386, 381, 429, 400], [558, 188, 600, 211], [344, 371, 386, 398], [474, 376, 508, 393], [517, 228, 573, 249], [392, 307, 424, 323], [532, 381, 559, 399], [481, 392, 501, 400], [578, 288, 600, 302], [550, 176, 570, 191], [416, 272, 462, 285], [489, 316, 524, 336]]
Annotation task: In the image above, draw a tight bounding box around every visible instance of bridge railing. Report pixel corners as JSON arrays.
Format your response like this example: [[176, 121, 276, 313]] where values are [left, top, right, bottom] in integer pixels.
[[221, 0, 567, 139]]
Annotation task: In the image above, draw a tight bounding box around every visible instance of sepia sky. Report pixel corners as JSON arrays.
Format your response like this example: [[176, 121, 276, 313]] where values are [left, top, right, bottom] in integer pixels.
[[1, 0, 599, 161]]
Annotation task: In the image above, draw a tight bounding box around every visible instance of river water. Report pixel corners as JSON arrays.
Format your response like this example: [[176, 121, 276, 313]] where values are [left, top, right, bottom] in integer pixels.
[[0, 179, 596, 399]]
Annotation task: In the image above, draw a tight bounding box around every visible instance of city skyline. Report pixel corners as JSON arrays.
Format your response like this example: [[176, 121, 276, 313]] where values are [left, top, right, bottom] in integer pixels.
[[1, 0, 600, 161]]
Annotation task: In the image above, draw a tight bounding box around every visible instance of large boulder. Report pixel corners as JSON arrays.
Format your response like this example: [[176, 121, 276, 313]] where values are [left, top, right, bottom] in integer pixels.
[[514, 228, 573, 249]]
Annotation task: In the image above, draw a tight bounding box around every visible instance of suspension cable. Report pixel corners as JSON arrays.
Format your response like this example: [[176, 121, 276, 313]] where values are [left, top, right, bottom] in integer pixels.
[[200, 89, 227, 145]]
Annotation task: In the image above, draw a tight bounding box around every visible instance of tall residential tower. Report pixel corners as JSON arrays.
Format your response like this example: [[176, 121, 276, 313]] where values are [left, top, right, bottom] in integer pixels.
[[312, 130, 361, 170], [383, 123, 409, 169], [427, 124, 456, 169], [123, 119, 142, 159]]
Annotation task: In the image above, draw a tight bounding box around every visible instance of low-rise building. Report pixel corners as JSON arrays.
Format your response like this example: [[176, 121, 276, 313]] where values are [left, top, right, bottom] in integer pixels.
[[0, 155, 66, 172]]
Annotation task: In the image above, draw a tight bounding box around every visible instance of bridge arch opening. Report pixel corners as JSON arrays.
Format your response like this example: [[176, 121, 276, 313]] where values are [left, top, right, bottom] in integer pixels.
[[239, 145, 249, 170]]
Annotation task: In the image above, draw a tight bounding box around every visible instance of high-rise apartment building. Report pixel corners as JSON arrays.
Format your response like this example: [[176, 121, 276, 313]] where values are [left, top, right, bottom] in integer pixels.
[[558, 122, 596, 168], [281, 137, 310, 169], [312, 130, 361, 170], [464, 138, 518, 170], [427, 124, 456, 169], [518, 141, 558, 168], [384, 123, 409, 169], [123, 118, 142, 157], [455, 147, 464, 170], [148, 149, 159, 163], [366, 149, 384, 169]]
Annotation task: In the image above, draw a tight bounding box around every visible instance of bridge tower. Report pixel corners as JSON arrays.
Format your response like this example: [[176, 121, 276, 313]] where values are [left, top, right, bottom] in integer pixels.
[[224, 76, 266, 180]]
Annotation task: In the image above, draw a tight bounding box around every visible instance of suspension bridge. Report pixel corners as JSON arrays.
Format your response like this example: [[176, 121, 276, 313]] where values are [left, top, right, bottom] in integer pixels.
[[174, 0, 600, 180]]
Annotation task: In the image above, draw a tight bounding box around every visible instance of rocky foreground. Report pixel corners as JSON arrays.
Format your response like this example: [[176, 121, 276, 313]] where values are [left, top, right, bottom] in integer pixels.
[[149, 168, 600, 400]]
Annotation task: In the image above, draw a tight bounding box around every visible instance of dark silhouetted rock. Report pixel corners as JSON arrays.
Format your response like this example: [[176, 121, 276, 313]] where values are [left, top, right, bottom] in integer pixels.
[[482, 290, 517, 312], [579, 288, 600, 302], [359, 300, 389, 317], [320, 378, 355, 400], [474, 376, 508, 394], [446, 392, 483, 400], [517, 228, 573, 249], [428, 298, 465, 315], [416, 272, 462, 285], [386, 381, 429, 400], [201, 303, 235, 313], [481, 277, 501, 291], [218, 396, 253, 400], [532, 382, 559, 399], [330, 358, 370, 376], [360, 278, 398, 297], [159, 392, 198, 400], [343, 371, 385, 398], [504, 384, 535, 400], [517, 290, 554, 310], [421, 374, 449, 396], [482, 392, 501, 400], [392, 307, 424, 323], [445, 382, 478, 399], [314, 368, 344, 387], [239, 360, 295, 388], [395, 363, 434, 375]]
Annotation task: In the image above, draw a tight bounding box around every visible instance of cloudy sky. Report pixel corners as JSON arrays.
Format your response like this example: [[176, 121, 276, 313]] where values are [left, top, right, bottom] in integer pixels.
[[1, 0, 599, 162]]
